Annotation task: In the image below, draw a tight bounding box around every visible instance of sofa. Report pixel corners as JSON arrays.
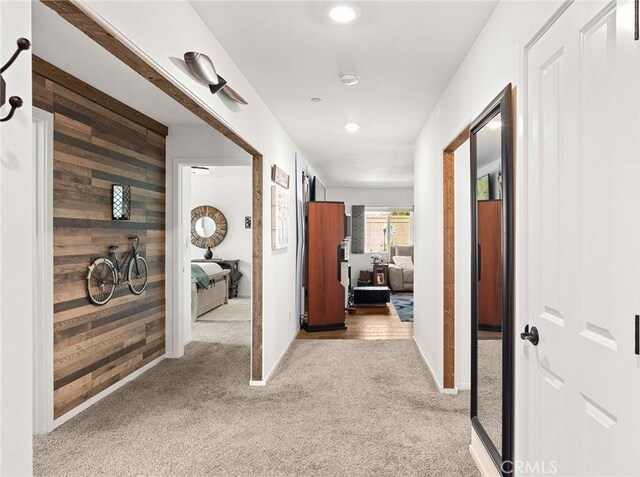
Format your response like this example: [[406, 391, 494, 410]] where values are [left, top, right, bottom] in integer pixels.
[[388, 245, 414, 292]]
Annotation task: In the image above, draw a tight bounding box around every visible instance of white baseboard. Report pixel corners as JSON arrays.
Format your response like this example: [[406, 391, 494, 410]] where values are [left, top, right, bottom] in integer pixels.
[[412, 337, 458, 394], [52, 355, 165, 429], [470, 427, 500, 477], [184, 337, 193, 346], [249, 332, 296, 387], [457, 382, 471, 391]]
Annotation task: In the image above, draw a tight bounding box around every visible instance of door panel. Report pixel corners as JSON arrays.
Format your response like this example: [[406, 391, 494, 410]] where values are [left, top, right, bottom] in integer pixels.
[[525, 1, 640, 475]]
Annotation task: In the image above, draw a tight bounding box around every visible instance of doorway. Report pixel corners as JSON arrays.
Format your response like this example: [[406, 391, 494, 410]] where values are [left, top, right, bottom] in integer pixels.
[[31, 1, 266, 435], [442, 126, 470, 390], [183, 162, 253, 351]]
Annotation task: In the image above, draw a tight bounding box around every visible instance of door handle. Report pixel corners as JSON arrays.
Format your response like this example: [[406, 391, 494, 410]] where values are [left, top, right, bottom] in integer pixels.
[[520, 324, 540, 346]]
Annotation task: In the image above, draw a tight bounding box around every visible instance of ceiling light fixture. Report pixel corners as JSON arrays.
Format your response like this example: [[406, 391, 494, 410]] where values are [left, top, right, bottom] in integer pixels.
[[340, 72, 359, 86], [345, 122, 360, 132], [328, 5, 359, 23]]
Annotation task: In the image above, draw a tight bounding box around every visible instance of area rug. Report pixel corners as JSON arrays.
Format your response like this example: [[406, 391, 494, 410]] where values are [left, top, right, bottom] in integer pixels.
[[391, 294, 414, 322]]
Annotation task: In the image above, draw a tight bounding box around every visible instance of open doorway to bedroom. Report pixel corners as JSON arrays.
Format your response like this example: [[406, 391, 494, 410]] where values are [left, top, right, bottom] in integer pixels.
[[187, 163, 252, 348]]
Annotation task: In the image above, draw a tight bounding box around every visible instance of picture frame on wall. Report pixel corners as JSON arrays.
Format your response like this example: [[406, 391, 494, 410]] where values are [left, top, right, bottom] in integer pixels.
[[271, 164, 290, 189], [312, 176, 326, 201], [477, 174, 490, 201], [271, 185, 290, 250]]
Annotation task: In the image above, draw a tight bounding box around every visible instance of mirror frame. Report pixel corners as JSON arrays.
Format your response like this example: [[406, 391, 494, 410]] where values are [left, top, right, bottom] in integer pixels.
[[469, 84, 514, 475], [191, 205, 228, 249]]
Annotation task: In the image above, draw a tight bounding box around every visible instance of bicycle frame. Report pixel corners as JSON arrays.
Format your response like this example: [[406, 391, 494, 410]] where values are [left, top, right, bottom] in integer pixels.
[[107, 244, 139, 284]]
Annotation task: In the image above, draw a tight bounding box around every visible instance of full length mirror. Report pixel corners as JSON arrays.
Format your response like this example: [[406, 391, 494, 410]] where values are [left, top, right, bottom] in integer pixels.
[[470, 84, 513, 475]]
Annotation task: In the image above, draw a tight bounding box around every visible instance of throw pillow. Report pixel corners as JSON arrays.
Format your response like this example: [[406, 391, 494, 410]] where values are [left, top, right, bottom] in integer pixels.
[[393, 255, 414, 270]]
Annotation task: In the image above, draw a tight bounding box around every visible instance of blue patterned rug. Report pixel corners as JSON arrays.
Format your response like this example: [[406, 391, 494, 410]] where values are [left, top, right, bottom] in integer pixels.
[[391, 294, 414, 322]]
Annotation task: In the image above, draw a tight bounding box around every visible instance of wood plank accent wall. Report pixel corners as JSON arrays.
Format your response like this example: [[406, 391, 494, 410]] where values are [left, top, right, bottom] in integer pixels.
[[33, 57, 167, 419]]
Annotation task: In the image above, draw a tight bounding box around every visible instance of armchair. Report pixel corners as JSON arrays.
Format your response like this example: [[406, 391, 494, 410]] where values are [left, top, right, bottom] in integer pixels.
[[388, 245, 414, 292]]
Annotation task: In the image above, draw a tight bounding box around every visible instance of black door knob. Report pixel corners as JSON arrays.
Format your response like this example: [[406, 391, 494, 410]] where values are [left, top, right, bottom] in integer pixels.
[[520, 324, 539, 346]]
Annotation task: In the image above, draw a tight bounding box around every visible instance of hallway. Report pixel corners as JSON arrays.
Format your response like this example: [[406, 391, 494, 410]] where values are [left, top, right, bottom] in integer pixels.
[[34, 340, 475, 476]]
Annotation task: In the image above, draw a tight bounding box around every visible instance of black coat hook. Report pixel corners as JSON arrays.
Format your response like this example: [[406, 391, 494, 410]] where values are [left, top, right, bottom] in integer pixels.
[[0, 96, 23, 122], [1, 38, 31, 75], [0, 37, 30, 123]]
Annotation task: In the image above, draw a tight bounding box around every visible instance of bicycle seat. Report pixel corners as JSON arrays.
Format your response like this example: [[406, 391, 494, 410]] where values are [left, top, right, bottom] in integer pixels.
[[109, 245, 119, 251]]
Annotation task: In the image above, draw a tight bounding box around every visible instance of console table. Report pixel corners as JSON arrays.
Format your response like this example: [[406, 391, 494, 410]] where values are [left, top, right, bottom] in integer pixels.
[[192, 259, 242, 298]]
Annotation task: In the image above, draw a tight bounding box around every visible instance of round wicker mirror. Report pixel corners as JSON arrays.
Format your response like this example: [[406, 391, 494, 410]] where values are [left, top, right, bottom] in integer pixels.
[[191, 205, 227, 248]]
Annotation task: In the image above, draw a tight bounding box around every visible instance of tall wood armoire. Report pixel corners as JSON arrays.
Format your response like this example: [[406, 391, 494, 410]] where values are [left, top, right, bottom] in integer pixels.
[[477, 200, 502, 331], [304, 202, 346, 331]]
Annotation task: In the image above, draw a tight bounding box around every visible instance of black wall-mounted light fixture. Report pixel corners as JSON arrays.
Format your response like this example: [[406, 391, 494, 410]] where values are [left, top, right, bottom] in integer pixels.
[[112, 184, 131, 220], [0, 37, 30, 123]]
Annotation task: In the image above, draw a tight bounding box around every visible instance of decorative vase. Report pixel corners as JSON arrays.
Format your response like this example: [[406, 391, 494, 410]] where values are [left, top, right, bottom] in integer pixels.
[[204, 246, 213, 260]]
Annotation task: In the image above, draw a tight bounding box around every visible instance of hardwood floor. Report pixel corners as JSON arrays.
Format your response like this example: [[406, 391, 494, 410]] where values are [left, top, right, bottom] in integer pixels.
[[297, 302, 413, 340]]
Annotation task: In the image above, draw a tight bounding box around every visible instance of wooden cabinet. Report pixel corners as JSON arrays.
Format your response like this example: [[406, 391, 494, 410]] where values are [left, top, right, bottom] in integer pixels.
[[477, 200, 502, 331], [304, 202, 346, 331]]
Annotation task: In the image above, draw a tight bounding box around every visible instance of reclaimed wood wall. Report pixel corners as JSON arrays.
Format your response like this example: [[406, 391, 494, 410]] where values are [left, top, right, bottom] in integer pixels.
[[33, 57, 167, 419]]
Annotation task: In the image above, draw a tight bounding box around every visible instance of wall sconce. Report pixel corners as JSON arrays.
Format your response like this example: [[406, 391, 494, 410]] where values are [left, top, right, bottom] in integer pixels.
[[112, 184, 131, 220]]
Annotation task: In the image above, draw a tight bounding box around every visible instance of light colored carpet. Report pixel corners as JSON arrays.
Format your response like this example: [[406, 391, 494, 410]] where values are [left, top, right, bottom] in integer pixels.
[[197, 297, 250, 322], [34, 340, 477, 477], [477, 338, 502, 451], [192, 321, 250, 347]]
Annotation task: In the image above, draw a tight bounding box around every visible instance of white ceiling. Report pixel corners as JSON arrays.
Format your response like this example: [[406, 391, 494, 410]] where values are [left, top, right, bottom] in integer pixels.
[[192, 1, 497, 188], [32, 1, 206, 128]]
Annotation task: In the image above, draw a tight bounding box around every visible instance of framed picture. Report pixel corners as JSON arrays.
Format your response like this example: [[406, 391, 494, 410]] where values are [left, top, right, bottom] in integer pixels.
[[477, 174, 490, 201], [271, 185, 290, 250]]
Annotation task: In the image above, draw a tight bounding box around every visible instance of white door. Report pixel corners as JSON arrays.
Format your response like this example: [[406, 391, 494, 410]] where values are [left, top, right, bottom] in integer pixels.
[[524, 1, 640, 475]]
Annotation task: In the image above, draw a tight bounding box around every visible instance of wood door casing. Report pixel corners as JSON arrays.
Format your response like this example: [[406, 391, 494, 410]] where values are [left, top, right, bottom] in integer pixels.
[[306, 202, 345, 327], [477, 200, 502, 329]]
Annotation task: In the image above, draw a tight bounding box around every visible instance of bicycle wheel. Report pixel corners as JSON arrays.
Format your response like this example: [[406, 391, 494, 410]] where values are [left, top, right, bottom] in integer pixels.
[[128, 255, 148, 295], [87, 258, 117, 305]]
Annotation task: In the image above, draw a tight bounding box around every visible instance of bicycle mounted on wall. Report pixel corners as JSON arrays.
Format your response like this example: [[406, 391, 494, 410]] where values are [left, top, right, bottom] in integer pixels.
[[87, 235, 149, 305]]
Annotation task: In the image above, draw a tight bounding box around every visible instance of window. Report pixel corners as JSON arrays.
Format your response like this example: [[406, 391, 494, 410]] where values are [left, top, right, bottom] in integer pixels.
[[364, 208, 413, 253]]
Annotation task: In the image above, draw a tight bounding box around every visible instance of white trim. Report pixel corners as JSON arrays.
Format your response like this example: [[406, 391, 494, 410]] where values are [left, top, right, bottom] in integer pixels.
[[457, 383, 471, 391], [53, 355, 165, 429], [249, 332, 295, 387], [470, 427, 501, 477], [32, 108, 55, 435], [413, 337, 458, 394]]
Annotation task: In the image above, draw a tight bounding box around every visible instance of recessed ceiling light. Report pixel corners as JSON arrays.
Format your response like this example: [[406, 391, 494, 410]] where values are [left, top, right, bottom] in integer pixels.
[[329, 5, 359, 23], [340, 72, 359, 86], [345, 122, 360, 132], [487, 119, 502, 129], [310, 97, 322, 102]]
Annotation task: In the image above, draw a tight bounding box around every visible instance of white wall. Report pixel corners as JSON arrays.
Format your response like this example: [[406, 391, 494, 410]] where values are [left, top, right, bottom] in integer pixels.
[[412, 0, 560, 392], [190, 166, 252, 297], [0, 1, 33, 474], [82, 0, 303, 378], [326, 187, 414, 284], [454, 141, 471, 390]]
